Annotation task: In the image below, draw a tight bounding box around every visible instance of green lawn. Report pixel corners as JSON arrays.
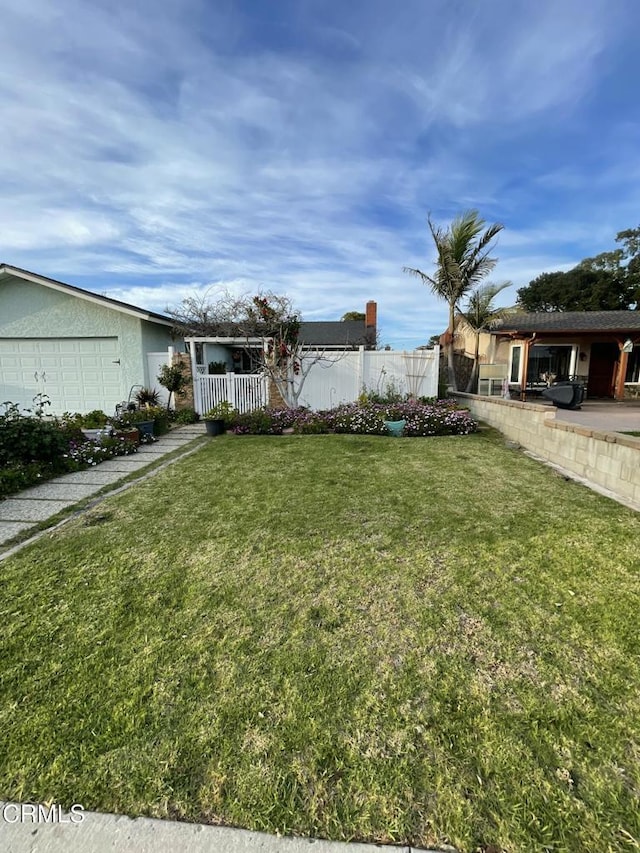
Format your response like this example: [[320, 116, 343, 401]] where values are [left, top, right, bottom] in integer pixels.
[[1, 432, 639, 852]]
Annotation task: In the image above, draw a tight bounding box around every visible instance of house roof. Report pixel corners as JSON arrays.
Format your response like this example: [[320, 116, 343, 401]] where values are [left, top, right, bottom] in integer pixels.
[[299, 320, 373, 347], [0, 263, 174, 327], [186, 320, 375, 348], [492, 311, 640, 335]]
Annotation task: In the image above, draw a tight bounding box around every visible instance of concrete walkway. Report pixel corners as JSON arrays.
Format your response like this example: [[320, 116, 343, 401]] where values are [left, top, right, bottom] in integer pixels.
[[0, 424, 207, 549], [0, 804, 443, 853]]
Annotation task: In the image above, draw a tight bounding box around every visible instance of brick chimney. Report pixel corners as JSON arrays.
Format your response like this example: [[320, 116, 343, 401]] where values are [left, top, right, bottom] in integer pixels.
[[365, 300, 377, 331]]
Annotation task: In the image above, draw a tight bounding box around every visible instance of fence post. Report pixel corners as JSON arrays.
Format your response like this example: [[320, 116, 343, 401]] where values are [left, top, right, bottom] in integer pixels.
[[228, 373, 236, 410], [358, 345, 365, 395]]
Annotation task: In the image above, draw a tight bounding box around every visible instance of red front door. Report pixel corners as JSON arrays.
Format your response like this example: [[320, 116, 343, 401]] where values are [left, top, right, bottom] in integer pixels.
[[587, 342, 618, 397]]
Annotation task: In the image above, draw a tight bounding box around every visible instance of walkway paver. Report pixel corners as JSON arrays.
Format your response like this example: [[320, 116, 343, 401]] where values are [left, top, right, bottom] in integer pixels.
[[0, 426, 207, 547], [16, 483, 100, 501], [0, 521, 33, 541], [93, 457, 173, 471], [134, 444, 180, 454], [0, 498, 76, 522], [50, 470, 127, 485]]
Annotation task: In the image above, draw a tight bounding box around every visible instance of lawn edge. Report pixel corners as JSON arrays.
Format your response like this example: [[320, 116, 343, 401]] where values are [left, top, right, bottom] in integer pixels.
[[0, 437, 209, 561]]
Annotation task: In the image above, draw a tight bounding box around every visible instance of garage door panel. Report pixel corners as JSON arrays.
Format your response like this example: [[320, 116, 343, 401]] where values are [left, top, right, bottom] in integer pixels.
[[60, 371, 81, 382], [0, 337, 122, 414]]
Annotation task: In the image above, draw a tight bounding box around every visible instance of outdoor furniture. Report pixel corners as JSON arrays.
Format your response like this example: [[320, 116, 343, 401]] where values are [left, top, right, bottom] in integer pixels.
[[541, 381, 585, 410]]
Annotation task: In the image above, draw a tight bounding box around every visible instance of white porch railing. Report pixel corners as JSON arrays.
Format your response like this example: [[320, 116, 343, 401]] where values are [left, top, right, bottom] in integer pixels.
[[194, 372, 268, 414]]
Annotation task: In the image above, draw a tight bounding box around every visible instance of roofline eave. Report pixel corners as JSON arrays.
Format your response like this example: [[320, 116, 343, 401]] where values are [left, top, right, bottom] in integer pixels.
[[0, 263, 174, 327]]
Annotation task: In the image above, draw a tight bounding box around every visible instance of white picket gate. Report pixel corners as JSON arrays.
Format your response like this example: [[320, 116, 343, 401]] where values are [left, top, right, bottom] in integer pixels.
[[194, 373, 268, 414]]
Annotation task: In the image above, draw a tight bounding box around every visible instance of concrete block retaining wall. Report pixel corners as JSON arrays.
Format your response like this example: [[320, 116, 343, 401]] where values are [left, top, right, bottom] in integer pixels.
[[452, 393, 640, 511]]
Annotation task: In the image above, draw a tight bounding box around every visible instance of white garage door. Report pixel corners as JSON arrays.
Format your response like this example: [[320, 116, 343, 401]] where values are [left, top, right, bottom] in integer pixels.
[[0, 338, 122, 415]]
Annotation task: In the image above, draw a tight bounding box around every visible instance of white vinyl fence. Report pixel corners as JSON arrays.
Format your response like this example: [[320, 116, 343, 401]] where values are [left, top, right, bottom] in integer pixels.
[[295, 349, 439, 410], [194, 373, 268, 414], [192, 348, 438, 413]]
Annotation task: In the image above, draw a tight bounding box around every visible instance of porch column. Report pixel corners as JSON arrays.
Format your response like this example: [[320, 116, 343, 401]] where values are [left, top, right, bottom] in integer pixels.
[[187, 341, 199, 412], [520, 338, 530, 402], [614, 344, 629, 401], [187, 340, 198, 377]]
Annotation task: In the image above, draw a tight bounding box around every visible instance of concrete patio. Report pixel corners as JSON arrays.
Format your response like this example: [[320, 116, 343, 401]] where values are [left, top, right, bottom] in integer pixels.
[[545, 399, 640, 433]]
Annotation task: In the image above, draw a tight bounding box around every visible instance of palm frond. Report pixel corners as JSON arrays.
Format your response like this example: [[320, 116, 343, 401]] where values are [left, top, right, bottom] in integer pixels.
[[403, 266, 437, 289], [458, 281, 514, 332]]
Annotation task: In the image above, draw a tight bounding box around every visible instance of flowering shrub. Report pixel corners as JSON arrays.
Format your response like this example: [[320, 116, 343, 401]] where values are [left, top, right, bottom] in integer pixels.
[[228, 400, 477, 437], [64, 435, 138, 468], [0, 397, 140, 498], [0, 399, 71, 468], [232, 408, 283, 435]]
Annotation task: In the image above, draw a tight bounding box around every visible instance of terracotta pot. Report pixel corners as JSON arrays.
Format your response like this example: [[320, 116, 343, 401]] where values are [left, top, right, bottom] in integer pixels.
[[116, 428, 140, 445]]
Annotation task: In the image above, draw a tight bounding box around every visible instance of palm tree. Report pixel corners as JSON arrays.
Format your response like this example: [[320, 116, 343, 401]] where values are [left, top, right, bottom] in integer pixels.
[[405, 210, 504, 390], [457, 281, 514, 392]]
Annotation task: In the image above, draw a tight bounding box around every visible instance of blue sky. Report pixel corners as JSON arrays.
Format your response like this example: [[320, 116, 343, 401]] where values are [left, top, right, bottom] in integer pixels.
[[1, 0, 639, 347]]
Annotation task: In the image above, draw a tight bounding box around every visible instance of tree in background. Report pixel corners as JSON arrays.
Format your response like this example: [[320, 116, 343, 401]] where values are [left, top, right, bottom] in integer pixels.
[[168, 290, 338, 408], [457, 281, 514, 392], [405, 210, 504, 391], [620, 226, 640, 305], [517, 224, 640, 311], [341, 311, 366, 321]]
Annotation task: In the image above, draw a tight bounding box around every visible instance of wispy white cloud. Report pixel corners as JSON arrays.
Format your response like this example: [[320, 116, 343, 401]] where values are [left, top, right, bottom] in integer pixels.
[[0, 0, 637, 346]]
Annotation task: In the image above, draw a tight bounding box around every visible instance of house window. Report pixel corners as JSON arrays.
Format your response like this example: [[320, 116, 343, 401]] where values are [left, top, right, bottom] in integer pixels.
[[625, 347, 640, 383], [510, 346, 521, 383], [527, 345, 573, 384], [231, 348, 259, 374]]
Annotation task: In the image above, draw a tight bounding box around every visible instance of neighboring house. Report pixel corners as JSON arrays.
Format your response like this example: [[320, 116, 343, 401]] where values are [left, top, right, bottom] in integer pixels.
[[188, 300, 378, 374], [463, 311, 640, 400], [185, 300, 381, 412], [0, 264, 177, 414]]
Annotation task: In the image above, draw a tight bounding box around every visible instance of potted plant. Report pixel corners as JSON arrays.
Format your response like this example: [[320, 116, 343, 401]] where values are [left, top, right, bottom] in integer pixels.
[[383, 406, 406, 437], [203, 401, 236, 436], [113, 424, 140, 445], [115, 408, 155, 438], [157, 362, 190, 412], [135, 387, 161, 407], [208, 360, 227, 375], [383, 419, 406, 437], [78, 409, 113, 441]]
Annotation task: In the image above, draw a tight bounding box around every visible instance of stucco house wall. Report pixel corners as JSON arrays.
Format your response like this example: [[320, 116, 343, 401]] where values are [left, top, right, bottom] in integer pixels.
[[0, 266, 175, 413]]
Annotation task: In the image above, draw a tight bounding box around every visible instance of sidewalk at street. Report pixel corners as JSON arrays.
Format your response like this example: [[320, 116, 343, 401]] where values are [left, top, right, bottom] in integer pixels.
[[0, 803, 446, 853], [0, 424, 207, 550]]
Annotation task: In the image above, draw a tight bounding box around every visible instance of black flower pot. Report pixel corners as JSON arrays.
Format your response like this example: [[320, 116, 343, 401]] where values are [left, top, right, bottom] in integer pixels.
[[205, 419, 226, 436]]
